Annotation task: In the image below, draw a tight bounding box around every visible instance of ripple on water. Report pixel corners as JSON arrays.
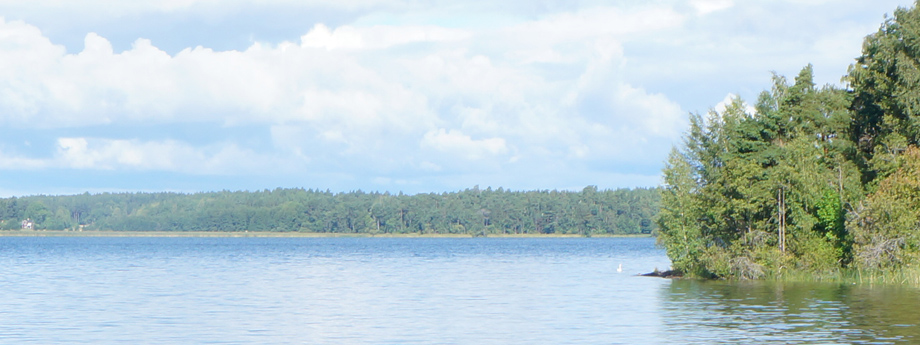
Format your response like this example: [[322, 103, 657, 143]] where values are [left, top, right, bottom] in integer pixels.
[[0, 237, 917, 344], [659, 279, 920, 344]]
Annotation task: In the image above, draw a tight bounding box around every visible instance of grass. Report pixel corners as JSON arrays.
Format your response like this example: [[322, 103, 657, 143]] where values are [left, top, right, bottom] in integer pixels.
[[769, 267, 920, 287], [662, 265, 920, 287]]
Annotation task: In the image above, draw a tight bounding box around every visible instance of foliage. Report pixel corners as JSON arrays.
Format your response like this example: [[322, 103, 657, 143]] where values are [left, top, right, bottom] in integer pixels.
[[659, 1, 920, 280], [849, 147, 920, 270], [848, 0, 920, 186], [0, 187, 660, 236], [659, 66, 862, 278]]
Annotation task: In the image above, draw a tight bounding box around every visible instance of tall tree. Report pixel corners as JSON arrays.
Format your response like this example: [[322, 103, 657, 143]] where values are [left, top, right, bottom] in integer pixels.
[[658, 66, 860, 278], [847, 1, 920, 186]]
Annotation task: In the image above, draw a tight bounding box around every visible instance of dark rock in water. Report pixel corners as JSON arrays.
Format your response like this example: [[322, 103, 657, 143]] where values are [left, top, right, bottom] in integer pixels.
[[640, 269, 682, 278]]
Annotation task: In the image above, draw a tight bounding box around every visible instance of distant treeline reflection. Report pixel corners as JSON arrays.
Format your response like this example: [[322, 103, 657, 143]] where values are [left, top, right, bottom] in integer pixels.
[[0, 186, 659, 235]]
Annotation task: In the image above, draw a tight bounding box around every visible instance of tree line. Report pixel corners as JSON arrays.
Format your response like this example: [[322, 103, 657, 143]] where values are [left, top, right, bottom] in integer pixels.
[[0, 186, 659, 236], [658, 1, 920, 278]]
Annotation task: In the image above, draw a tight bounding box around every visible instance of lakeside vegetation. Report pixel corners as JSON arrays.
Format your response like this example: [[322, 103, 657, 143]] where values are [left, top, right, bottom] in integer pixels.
[[0, 186, 659, 236], [764, 268, 920, 286], [658, 1, 920, 282]]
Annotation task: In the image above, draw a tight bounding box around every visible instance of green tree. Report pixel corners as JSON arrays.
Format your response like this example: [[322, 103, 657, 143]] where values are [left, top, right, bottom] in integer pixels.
[[24, 202, 51, 228], [658, 65, 860, 278], [658, 148, 707, 276], [849, 147, 920, 270], [847, 1, 920, 186]]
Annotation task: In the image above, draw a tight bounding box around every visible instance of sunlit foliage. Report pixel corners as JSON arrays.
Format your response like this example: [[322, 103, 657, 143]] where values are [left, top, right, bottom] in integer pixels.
[[659, 1, 920, 279]]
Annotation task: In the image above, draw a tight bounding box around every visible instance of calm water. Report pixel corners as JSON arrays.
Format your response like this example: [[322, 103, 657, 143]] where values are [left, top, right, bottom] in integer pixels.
[[0, 237, 917, 344]]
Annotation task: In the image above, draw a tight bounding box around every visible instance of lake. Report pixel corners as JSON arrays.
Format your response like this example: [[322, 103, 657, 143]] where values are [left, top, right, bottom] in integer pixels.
[[0, 237, 917, 344]]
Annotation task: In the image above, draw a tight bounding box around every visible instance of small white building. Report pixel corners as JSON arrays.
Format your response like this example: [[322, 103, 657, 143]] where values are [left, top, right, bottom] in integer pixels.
[[21, 218, 33, 230]]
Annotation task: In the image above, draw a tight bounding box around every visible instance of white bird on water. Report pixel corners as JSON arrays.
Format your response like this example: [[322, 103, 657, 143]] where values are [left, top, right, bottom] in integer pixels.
[[617, 263, 623, 273]]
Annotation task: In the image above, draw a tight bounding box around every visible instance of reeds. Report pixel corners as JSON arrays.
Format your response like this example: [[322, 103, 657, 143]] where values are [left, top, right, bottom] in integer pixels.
[[768, 267, 920, 286]]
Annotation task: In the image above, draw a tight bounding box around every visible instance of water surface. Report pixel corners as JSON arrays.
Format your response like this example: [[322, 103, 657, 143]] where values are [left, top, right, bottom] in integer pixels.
[[0, 237, 916, 344]]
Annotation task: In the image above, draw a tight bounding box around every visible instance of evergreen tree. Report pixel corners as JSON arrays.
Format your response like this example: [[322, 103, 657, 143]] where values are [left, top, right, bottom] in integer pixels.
[[658, 66, 860, 278], [847, 1, 920, 186]]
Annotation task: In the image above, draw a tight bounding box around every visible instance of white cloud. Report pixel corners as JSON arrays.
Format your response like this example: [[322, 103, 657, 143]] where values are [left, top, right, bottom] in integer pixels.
[[713, 93, 756, 115], [0, 0, 407, 16], [504, 5, 685, 43], [689, 0, 734, 15], [421, 129, 508, 160], [0, 149, 47, 170], [0, 3, 693, 185], [54, 137, 297, 175], [16, 0, 901, 192], [300, 23, 470, 50]]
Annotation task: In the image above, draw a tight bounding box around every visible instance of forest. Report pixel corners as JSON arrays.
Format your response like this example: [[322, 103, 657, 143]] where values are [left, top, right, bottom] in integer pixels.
[[657, 2, 920, 279], [0, 186, 659, 236]]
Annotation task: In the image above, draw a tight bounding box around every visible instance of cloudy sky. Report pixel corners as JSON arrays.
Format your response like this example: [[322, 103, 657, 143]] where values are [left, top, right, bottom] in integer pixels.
[[0, 0, 911, 196]]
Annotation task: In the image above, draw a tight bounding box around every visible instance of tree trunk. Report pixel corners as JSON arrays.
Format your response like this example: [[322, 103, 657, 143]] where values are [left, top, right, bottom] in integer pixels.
[[778, 187, 786, 253]]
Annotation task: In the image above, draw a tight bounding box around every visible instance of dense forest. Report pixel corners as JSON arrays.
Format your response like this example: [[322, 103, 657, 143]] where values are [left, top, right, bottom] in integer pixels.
[[0, 186, 659, 236], [658, 2, 920, 278]]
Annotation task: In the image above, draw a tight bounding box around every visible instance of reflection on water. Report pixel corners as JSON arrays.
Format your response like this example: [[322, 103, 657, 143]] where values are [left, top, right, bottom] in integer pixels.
[[660, 279, 920, 344], [1, 236, 918, 344], [0, 237, 671, 345]]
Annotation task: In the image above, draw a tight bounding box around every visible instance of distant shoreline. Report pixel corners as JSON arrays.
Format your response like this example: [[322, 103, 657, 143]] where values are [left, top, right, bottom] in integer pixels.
[[0, 230, 652, 238]]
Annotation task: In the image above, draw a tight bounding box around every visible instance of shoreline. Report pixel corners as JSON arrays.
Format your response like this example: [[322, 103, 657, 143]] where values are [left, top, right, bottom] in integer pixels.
[[0, 230, 653, 238]]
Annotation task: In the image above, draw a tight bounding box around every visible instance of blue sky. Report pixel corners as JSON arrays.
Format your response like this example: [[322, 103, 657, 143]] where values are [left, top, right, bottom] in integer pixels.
[[0, 0, 911, 196]]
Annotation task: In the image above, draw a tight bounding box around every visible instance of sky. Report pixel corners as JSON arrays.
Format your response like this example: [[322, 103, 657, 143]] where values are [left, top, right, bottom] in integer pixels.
[[0, 0, 912, 196]]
